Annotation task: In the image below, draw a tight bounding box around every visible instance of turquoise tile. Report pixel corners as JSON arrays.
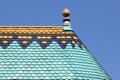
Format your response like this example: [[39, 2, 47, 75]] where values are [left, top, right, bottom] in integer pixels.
[[0, 40, 110, 79]]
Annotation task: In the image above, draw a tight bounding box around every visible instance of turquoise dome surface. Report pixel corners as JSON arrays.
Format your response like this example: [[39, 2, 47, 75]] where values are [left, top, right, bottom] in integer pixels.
[[0, 26, 111, 80]]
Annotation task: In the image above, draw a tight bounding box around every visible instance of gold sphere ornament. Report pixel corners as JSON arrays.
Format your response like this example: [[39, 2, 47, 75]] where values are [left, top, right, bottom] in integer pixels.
[[62, 8, 70, 17]]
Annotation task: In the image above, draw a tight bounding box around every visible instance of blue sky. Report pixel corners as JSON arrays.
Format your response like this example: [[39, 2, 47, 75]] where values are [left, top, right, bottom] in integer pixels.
[[0, 0, 119, 79]]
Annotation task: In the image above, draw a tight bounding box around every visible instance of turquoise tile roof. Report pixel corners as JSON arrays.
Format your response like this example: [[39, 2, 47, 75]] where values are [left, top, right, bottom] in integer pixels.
[[0, 26, 111, 80], [63, 26, 72, 30]]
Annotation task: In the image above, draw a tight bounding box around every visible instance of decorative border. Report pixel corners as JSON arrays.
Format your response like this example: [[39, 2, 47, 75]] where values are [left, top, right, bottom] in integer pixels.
[[0, 32, 83, 49]]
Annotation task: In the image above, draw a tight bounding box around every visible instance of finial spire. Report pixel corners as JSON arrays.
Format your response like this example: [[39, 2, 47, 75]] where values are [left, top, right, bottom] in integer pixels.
[[62, 8, 71, 26], [62, 8, 70, 17]]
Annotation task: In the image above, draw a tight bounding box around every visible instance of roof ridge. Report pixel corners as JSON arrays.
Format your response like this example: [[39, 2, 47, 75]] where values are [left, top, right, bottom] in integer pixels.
[[0, 26, 63, 27]]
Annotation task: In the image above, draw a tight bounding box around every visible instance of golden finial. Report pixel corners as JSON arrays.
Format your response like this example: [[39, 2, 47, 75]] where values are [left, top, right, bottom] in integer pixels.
[[62, 8, 71, 26], [62, 8, 70, 17]]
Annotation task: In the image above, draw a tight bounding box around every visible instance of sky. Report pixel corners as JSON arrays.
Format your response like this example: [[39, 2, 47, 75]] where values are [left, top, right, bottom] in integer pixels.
[[0, 0, 119, 79]]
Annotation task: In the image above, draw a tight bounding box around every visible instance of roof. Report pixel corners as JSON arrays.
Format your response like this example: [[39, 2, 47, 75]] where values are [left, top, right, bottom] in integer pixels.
[[0, 26, 79, 49], [0, 26, 110, 79]]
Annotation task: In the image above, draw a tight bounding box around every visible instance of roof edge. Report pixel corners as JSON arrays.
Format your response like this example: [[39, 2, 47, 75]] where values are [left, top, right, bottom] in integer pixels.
[[0, 26, 63, 28]]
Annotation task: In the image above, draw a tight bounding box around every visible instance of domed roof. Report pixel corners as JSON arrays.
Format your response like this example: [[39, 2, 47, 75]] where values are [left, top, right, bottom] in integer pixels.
[[0, 26, 110, 79]]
